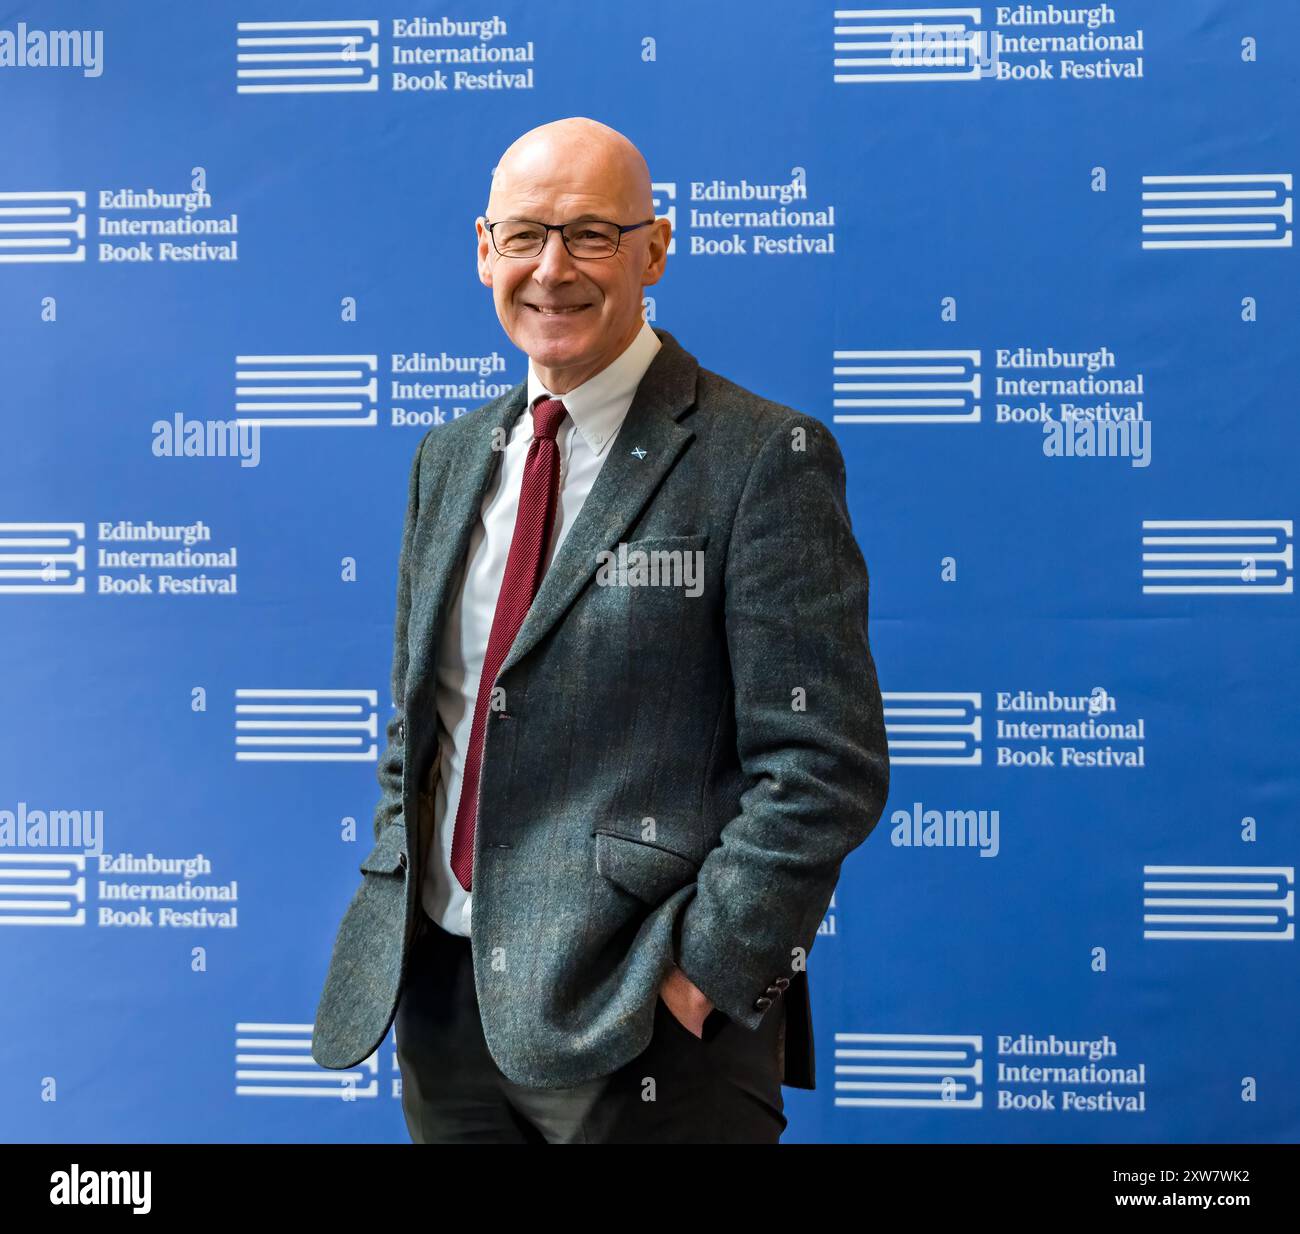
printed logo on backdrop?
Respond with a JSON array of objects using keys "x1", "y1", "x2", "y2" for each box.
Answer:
[
  {"x1": 234, "y1": 17, "x2": 536, "y2": 95},
  {"x1": 882, "y1": 689, "x2": 1148, "y2": 768},
  {"x1": 651, "y1": 173, "x2": 835, "y2": 257},
  {"x1": 235, "y1": 1025, "x2": 408, "y2": 1099},
  {"x1": 833, "y1": 1032, "x2": 1151, "y2": 1113},
  {"x1": 831, "y1": 4, "x2": 1148, "y2": 84},
  {"x1": 1141, "y1": 175, "x2": 1292, "y2": 250},
  {"x1": 234, "y1": 690, "x2": 379, "y2": 762},
  {"x1": 1141, "y1": 520, "x2": 1293, "y2": 595},
  {"x1": 237, "y1": 355, "x2": 379, "y2": 428},
  {"x1": 0, "y1": 804, "x2": 237, "y2": 929},
  {"x1": 27, "y1": 350, "x2": 512, "y2": 471},
  {"x1": 0, "y1": 172, "x2": 236, "y2": 265},
  {"x1": 835, "y1": 1034, "x2": 983, "y2": 1107},
  {"x1": 0, "y1": 522, "x2": 238, "y2": 596},
  {"x1": 235, "y1": 1024, "x2": 381, "y2": 1097},
  {"x1": 235, "y1": 350, "x2": 511, "y2": 431},
  {"x1": 0, "y1": 192, "x2": 87, "y2": 262},
  {"x1": 1143, "y1": 865, "x2": 1294, "y2": 941},
  {"x1": 883, "y1": 692, "x2": 982, "y2": 764},
  {"x1": 831, "y1": 346, "x2": 1152, "y2": 467}
]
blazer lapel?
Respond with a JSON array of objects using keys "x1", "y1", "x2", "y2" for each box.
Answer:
[
  {"x1": 498, "y1": 328, "x2": 698, "y2": 680},
  {"x1": 405, "y1": 327, "x2": 699, "y2": 703},
  {"x1": 404, "y1": 386, "x2": 526, "y2": 707}
]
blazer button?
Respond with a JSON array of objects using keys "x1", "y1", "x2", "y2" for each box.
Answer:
[
  {"x1": 754, "y1": 995, "x2": 774, "y2": 1012},
  {"x1": 765, "y1": 984, "x2": 781, "y2": 998},
  {"x1": 397, "y1": 721, "x2": 405, "y2": 740},
  {"x1": 398, "y1": 852, "x2": 408, "y2": 870},
  {"x1": 774, "y1": 977, "x2": 790, "y2": 991}
]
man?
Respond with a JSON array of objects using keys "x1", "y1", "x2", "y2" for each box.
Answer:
[{"x1": 311, "y1": 117, "x2": 890, "y2": 1143}]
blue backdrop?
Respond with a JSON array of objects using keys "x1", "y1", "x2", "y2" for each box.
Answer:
[{"x1": 2, "y1": 0, "x2": 1296, "y2": 1143}]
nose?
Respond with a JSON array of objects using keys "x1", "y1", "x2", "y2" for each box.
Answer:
[{"x1": 531, "y1": 227, "x2": 579, "y2": 284}]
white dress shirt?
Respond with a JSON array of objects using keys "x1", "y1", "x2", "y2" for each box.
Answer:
[{"x1": 420, "y1": 318, "x2": 663, "y2": 935}]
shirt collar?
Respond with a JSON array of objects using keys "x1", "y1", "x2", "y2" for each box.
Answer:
[{"x1": 525, "y1": 319, "x2": 662, "y2": 456}]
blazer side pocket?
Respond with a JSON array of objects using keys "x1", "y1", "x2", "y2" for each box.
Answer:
[{"x1": 592, "y1": 828, "x2": 699, "y2": 907}]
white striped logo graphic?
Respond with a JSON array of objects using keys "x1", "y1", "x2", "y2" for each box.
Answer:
[
  {"x1": 833, "y1": 350, "x2": 981, "y2": 423},
  {"x1": 235, "y1": 20, "x2": 379, "y2": 93},
  {"x1": 1143, "y1": 866, "x2": 1294, "y2": 941},
  {"x1": 234, "y1": 1023, "x2": 380, "y2": 1096},
  {"x1": 833, "y1": 7, "x2": 985, "y2": 83},
  {"x1": 0, "y1": 191, "x2": 86, "y2": 262},
  {"x1": 883, "y1": 692, "x2": 982, "y2": 765},
  {"x1": 835, "y1": 1033, "x2": 984, "y2": 1107},
  {"x1": 0, "y1": 853, "x2": 87, "y2": 926},
  {"x1": 234, "y1": 689, "x2": 379, "y2": 761},
  {"x1": 1141, "y1": 174, "x2": 1292, "y2": 249},
  {"x1": 0, "y1": 523, "x2": 86, "y2": 594},
  {"x1": 235, "y1": 355, "x2": 378, "y2": 428},
  {"x1": 1141, "y1": 520, "x2": 1293, "y2": 595}
]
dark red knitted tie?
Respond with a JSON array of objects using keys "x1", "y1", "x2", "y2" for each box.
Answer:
[{"x1": 450, "y1": 395, "x2": 567, "y2": 890}]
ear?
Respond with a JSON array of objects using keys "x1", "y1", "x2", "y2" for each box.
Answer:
[
  {"x1": 640, "y1": 217, "x2": 671, "y2": 288},
  {"x1": 476, "y1": 217, "x2": 493, "y2": 288}
]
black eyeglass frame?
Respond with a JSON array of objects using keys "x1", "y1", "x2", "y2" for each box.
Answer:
[{"x1": 484, "y1": 216, "x2": 657, "y2": 260}]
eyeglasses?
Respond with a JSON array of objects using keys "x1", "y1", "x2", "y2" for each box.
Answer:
[{"x1": 484, "y1": 216, "x2": 655, "y2": 260}]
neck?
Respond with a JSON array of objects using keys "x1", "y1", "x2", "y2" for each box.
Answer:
[{"x1": 533, "y1": 319, "x2": 643, "y2": 394}]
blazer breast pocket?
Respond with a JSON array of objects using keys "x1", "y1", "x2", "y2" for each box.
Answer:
[{"x1": 594, "y1": 533, "x2": 711, "y2": 654}]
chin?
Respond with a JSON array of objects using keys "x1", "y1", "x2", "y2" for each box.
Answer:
[{"x1": 517, "y1": 323, "x2": 593, "y2": 362}]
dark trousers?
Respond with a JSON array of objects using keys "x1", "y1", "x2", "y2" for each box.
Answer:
[{"x1": 394, "y1": 910, "x2": 788, "y2": 1143}]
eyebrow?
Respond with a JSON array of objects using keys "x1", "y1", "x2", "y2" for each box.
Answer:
[{"x1": 503, "y1": 212, "x2": 611, "y2": 223}]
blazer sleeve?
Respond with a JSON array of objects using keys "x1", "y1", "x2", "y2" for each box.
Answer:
[
  {"x1": 674, "y1": 414, "x2": 890, "y2": 1030},
  {"x1": 372, "y1": 433, "x2": 427, "y2": 843}
]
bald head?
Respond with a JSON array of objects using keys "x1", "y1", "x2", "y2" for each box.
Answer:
[{"x1": 486, "y1": 117, "x2": 653, "y2": 221}]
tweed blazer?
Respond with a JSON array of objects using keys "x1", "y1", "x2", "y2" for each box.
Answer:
[{"x1": 311, "y1": 326, "x2": 890, "y2": 1089}]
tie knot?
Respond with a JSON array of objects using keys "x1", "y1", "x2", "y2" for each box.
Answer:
[{"x1": 531, "y1": 396, "x2": 568, "y2": 442}]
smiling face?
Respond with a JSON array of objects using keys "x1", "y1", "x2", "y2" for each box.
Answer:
[{"x1": 476, "y1": 119, "x2": 671, "y2": 394}]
